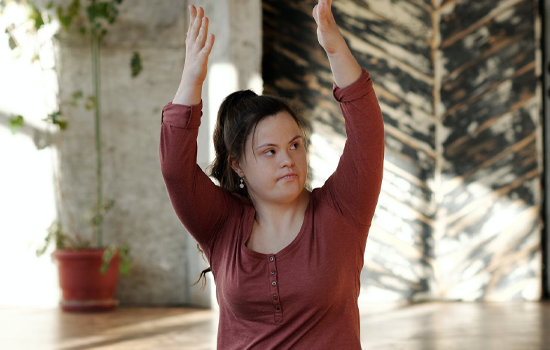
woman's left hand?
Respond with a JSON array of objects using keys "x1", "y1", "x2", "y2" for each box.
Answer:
[{"x1": 312, "y1": 0, "x2": 346, "y2": 55}]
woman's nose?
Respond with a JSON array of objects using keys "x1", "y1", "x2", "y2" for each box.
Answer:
[{"x1": 280, "y1": 151, "x2": 295, "y2": 166}]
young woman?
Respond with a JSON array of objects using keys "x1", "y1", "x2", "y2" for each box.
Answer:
[{"x1": 159, "y1": 0, "x2": 385, "y2": 348}]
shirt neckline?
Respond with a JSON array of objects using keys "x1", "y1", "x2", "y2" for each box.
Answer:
[{"x1": 242, "y1": 190, "x2": 314, "y2": 260}]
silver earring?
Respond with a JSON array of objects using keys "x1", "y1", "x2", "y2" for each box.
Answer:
[{"x1": 239, "y1": 177, "x2": 245, "y2": 189}]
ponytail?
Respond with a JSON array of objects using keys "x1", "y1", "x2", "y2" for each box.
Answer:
[{"x1": 209, "y1": 90, "x2": 258, "y2": 199}]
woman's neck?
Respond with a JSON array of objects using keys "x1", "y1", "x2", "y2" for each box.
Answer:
[{"x1": 252, "y1": 188, "x2": 311, "y2": 233}]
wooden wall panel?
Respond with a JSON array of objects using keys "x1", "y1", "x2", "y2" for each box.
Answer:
[
  {"x1": 262, "y1": 0, "x2": 542, "y2": 301},
  {"x1": 439, "y1": 0, "x2": 542, "y2": 301}
]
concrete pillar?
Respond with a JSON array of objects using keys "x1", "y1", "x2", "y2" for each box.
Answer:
[{"x1": 52, "y1": 0, "x2": 261, "y2": 308}]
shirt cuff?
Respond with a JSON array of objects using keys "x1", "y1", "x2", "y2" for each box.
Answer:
[
  {"x1": 161, "y1": 100, "x2": 203, "y2": 129},
  {"x1": 332, "y1": 67, "x2": 373, "y2": 103}
]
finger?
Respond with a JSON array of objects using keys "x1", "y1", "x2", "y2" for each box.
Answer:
[
  {"x1": 187, "y1": 4, "x2": 196, "y2": 34},
  {"x1": 190, "y1": 6, "x2": 204, "y2": 41},
  {"x1": 200, "y1": 33, "x2": 215, "y2": 57},
  {"x1": 312, "y1": 4, "x2": 318, "y2": 23},
  {"x1": 318, "y1": 2, "x2": 327, "y2": 26},
  {"x1": 197, "y1": 16, "x2": 209, "y2": 48},
  {"x1": 316, "y1": 4, "x2": 323, "y2": 25}
]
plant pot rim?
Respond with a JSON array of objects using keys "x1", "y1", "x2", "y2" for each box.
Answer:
[{"x1": 51, "y1": 249, "x2": 119, "y2": 259}]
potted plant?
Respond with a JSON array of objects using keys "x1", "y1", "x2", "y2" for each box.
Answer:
[{"x1": 3, "y1": 0, "x2": 141, "y2": 312}]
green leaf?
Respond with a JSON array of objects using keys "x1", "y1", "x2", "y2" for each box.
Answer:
[
  {"x1": 100, "y1": 244, "x2": 117, "y2": 274},
  {"x1": 91, "y1": 213, "x2": 102, "y2": 226},
  {"x1": 54, "y1": 222, "x2": 66, "y2": 250},
  {"x1": 100, "y1": 244, "x2": 132, "y2": 276},
  {"x1": 43, "y1": 110, "x2": 68, "y2": 130},
  {"x1": 9, "y1": 115, "x2": 24, "y2": 134},
  {"x1": 86, "y1": 3, "x2": 97, "y2": 23},
  {"x1": 118, "y1": 243, "x2": 132, "y2": 276},
  {"x1": 130, "y1": 52, "x2": 142, "y2": 77},
  {"x1": 85, "y1": 95, "x2": 97, "y2": 110},
  {"x1": 57, "y1": 0, "x2": 81, "y2": 31},
  {"x1": 100, "y1": 198, "x2": 115, "y2": 213},
  {"x1": 68, "y1": 0, "x2": 80, "y2": 17},
  {"x1": 72, "y1": 90, "x2": 83, "y2": 99},
  {"x1": 47, "y1": 110, "x2": 61, "y2": 121},
  {"x1": 100, "y1": 258, "x2": 110, "y2": 274},
  {"x1": 36, "y1": 221, "x2": 66, "y2": 257},
  {"x1": 119, "y1": 256, "x2": 132, "y2": 275},
  {"x1": 27, "y1": 2, "x2": 45, "y2": 31},
  {"x1": 8, "y1": 36, "x2": 16, "y2": 50},
  {"x1": 98, "y1": 28, "x2": 107, "y2": 41},
  {"x1": 46, "y1": 1, "x2": 54, "y2": 10},
  {"x1": 107, "y1": 2, "x2": 118, "y2": 23},
  {"x1": 57, "y1": 6, "x2": 72, "y2": 30},
  {"x1": 110, "y1": 1, "x2": 119, "y2": 15},
  {"x1": 35, "y1": 231, "x2": 52, "y2": 257},
  {"x1": 96, "y1": 2, "x2": 110, "y2": 20},
  {"x1": 57, "y1": 120, "x2": 68, "y2": 130}
]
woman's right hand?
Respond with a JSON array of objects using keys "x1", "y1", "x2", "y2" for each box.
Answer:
[{"x1": 182, "y1": 5, "x2": 215, "y2": 86}]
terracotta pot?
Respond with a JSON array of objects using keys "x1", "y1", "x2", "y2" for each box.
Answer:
[{"x1": 51, "y1": 249, "x2": 120, "y2": 312}]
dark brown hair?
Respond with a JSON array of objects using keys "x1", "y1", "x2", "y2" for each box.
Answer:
[{"x1": 191, "y1": 89, "x2": 311, "y2": 291}]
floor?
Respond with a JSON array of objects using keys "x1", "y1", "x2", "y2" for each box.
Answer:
[{"x1": 1, "y1": 301, "x2": 549, "y2": 350}]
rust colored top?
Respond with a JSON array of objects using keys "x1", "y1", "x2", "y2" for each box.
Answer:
[{"x1": 159, "y1": 67, "x2": 385, "y2": 350}]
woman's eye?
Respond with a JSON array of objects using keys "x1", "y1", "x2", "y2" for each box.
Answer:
[{"x1": 264, "y1": 143, "x2": 299, "y2": 155}]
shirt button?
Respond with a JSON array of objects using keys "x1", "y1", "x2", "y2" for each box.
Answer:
[
  {"x1": 271, "y1": 269, "x2": 276, "y2": 275},
  {"x1": 271, "y1": 281, "x2": 277, "y2": 286},
  {"x1": 269, "y1": 257, "x2": 274, "y2": 262},
  {"x1": 273, "y1": 294, "x2": 278, "y2": 300},
  {"x1": 275, "y1": 305, "x2": 280, "y2": 310}
]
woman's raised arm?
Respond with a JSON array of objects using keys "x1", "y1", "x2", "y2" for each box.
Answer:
[
  {"x1": 160, "y1": 5, "x2": 239, "y2": 261},
  {"x1": 313, "y1": 0, "x2": 385, "y2": 228}
]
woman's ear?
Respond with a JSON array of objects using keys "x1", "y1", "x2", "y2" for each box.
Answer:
[{"x1": 229, "y1": 156, "x2": 244, "y2": 178}]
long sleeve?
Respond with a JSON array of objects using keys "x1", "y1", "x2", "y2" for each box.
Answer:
[
  {"x1": 317, "y1": 67, "x2": 385, "y2": 228},
  {"x1": 159, "y1": 100, "x2": 242, "y2": 260}
]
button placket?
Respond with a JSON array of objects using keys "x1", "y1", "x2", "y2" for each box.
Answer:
[{"x1": 268, "y1": 255, "x2": 282, "y2": 322}]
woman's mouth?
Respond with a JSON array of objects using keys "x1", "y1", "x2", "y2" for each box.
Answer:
[{"x1": 280, "y1": 174, "x2": 297, "y2": 181}]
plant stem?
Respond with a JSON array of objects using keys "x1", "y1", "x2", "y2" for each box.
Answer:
[{"x1": 91, "y1": 25, "x2": 103, "y2": 248}]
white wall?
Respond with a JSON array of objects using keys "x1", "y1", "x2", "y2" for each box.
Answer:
[{"x1": 0, "y1": 1, "x2": 61, "y2": 307}]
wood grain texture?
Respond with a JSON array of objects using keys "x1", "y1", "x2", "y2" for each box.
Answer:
[
  {"x1": 262, "y1": 0, "x2": 542, "y2": 301},
  {"x1": 3, "y1": 303, "x2": 550, "y2": 349},
  {"x1": 438, "y1": 0, "x2": 541, "y2": 301}
]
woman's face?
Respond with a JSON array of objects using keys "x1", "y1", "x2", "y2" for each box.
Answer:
[{"x1": 231, "y1": 111, "x2": 308, "y2": 205}]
